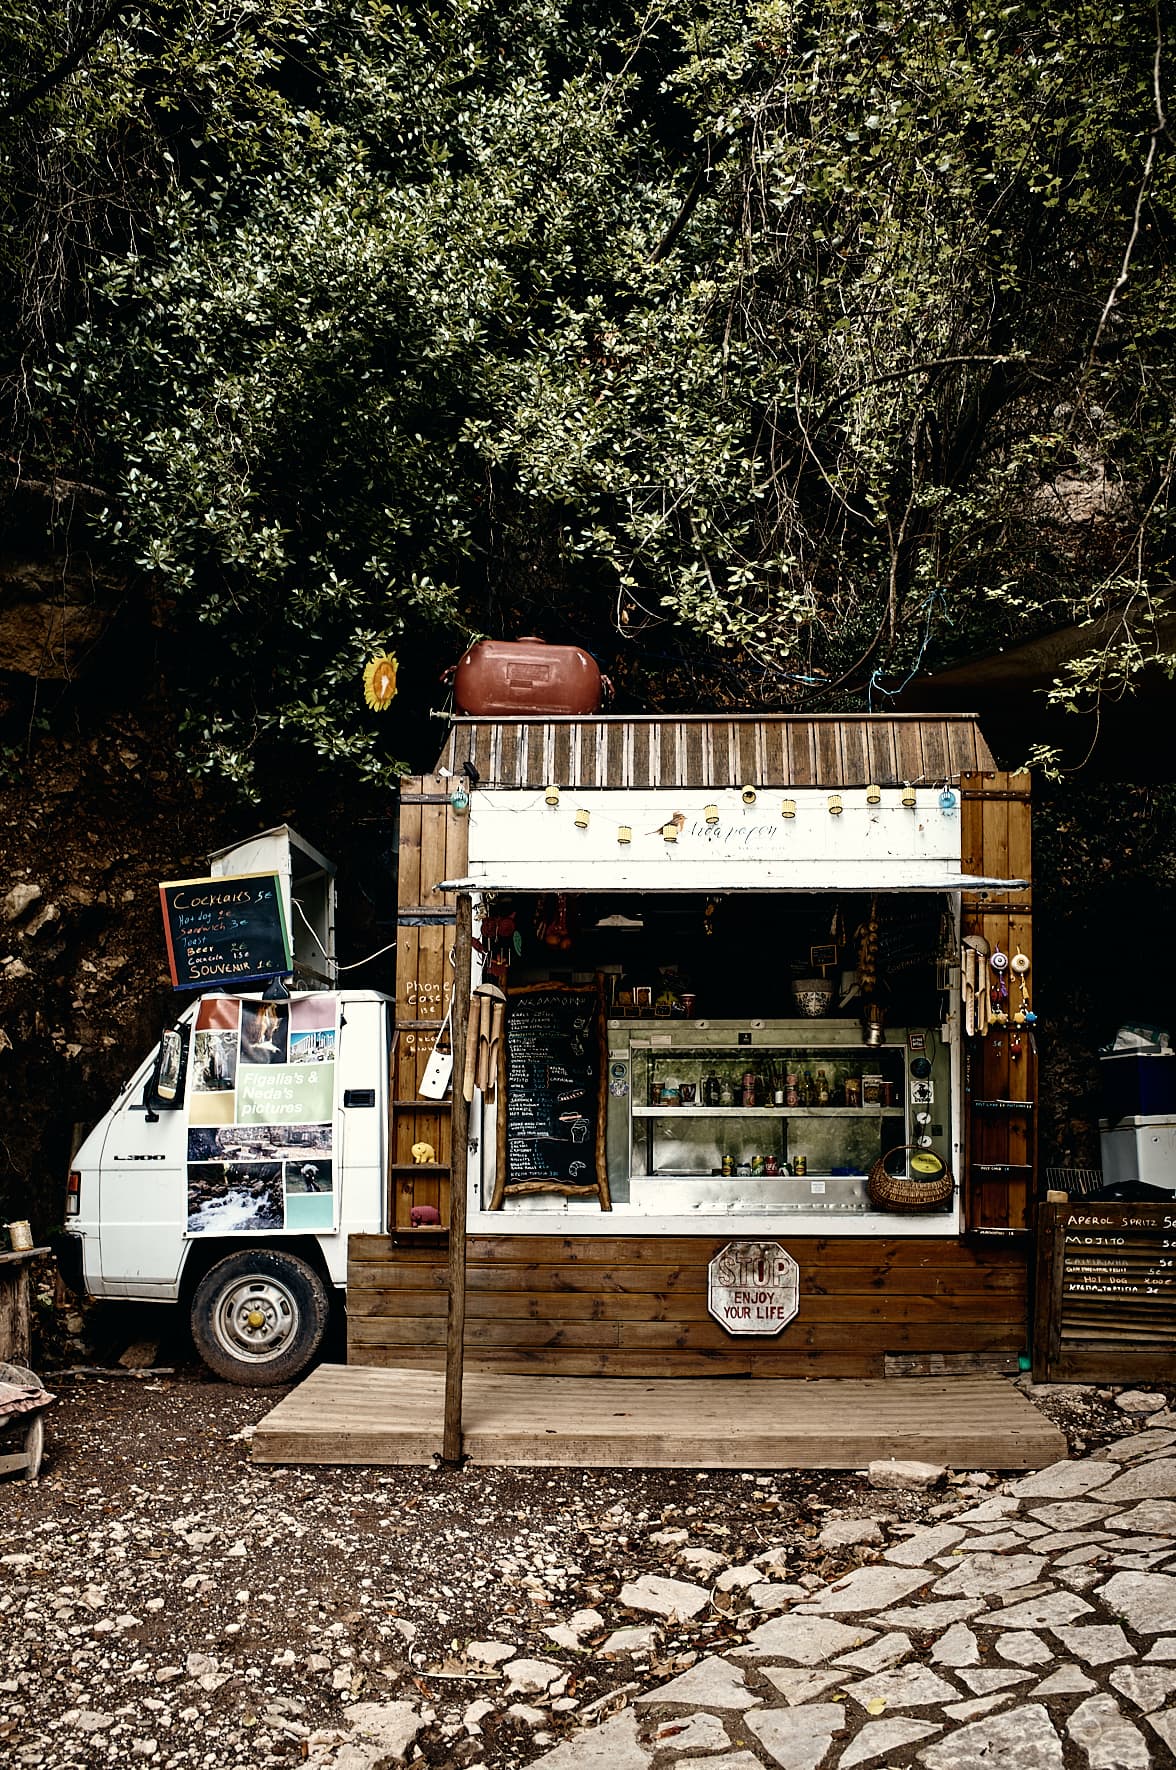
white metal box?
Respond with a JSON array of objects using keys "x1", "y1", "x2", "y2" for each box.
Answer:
[{"x1": 1098, "y1": 1115, "x2": 1176, "y2": 1192}]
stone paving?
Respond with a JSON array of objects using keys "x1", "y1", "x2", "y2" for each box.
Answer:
[{"x1": 527, "y1": 1428, "x2": 1176, "y2": 1770}]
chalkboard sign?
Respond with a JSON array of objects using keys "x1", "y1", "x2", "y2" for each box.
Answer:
[
  {"x1": 1034, "y1": 1200, "x2": 1176, "y2": 1383},
  {"x1": 159, "y1": 872, "x2": 292, "y2": 991},
  {"x1": 491, "y1": 982, "x2": 610, "y2": 1209}
]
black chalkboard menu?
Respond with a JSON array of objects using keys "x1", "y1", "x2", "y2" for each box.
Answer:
[
  {"x1": 159, "y1": 872, "x2": 292, "y2": 990},
  {"x1": 1034, "y1": 1200, "x2": 1176, "y2": 1383},
  {"x1": 491, "y1": 982, "x2": 610, "y2": 1208}
]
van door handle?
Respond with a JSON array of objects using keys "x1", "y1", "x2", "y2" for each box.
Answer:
[{"x1": 343, "y1": 1089, "x2": 375, "y2": 1108}]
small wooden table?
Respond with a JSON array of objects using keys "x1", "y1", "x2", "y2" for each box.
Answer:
[{"x1": 0, "y1": 1247, "x2": 48, "y2": 1366}]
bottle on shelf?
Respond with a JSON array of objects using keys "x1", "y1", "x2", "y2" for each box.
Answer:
[
  {"x1": 816, "y1": 1067, "x2": 830, "y2": 1105},
  {"x1": 785, "y1": 1070, "x2": 799, "y2": 1107},
  {"x1": 704, "y1": 1071, "x2": 722, "y2": 1107}
]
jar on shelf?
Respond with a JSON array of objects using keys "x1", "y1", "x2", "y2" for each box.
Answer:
[
  {"x1": 719, "y1": 1078, "x2": 736, "y2": 1107},
  {"x1": 741, "y1": 1070, "x2": 757, "y2": 1108},
  {"x1": 785, "y1": 1071, "x2": 799, "y2": 1106},
  {"x1": 844, "y1": 1073, "x2": 862, "y2": 1108}
]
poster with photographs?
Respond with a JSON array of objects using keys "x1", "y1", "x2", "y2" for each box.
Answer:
[{"x1": 186, "y1": 994, "x2": 337, "y2": 1234}]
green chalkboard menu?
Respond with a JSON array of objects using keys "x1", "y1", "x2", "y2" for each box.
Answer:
[
  {"x1": 1034, "y1": 1200, "x2": 1176, "y2": 1383},
  {"x1": 492, "y1": 982, "x2": 610, "y2": 1208},
  {"x1": 159, "y1": 872, "x2": 292, "y2": 990}
]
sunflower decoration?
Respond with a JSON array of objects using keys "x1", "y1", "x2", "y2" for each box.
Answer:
[{"x1": 362, "y1": 652, "x2": 399, "y2": 711}]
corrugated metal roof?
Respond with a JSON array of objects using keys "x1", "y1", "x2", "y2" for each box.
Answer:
[{"x1": 435, "y1": 715, "x2": 995, "y2": 790}]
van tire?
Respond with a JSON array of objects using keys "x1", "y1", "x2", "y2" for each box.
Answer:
[{"x1": 190, "y1": 1250, "x2": 330, "y2": 1385}]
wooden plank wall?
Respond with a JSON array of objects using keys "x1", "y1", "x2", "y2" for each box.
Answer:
[
  {"x1": 348, "y1": 1233, "x2": 1029, "y2": 1378},
  {"x1": 960, "y1": 771, "x2": 1035, "y2": 1235},
  {"x1": 390, "y1": 776, "x2": 468, "y2": 1230}
]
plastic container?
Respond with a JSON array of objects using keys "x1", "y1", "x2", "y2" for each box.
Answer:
[
  {"x1": 452, "y1": 638, "x2": 605, "y2": 715},
  {"x1": 1100, "y1": 1053, "x2": 1176, "y2": 1121}
]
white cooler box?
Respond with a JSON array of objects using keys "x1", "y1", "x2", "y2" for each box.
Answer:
[{"x1": 1098, "y1": 1115, "x2": 1176, "y2": 1191}]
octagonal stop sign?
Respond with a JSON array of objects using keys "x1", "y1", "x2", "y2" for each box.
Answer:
[{"x1": 707, "y1": 1240, "x2": 799, "y2": 1336}]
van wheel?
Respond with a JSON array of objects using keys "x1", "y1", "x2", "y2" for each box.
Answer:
[{"x1": 190, "y1": 1250, "x2": 330, "y2": 1385}]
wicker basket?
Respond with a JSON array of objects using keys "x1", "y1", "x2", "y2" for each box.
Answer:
[{"x1": 867, "y1": 1145, "x2": 955, "y2": 1213}]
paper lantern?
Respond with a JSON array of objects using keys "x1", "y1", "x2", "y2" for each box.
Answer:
[{"x1": 545, "y1": 784, "x2": 560, "y2": 807}]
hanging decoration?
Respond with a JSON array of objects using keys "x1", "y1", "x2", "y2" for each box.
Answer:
[
  {"x1": 362, "y1": 652, "x2": 399, "y2": 710},
  {"x1": 449, "y1": 783, "x2": 470, "y2": 816},
  {"x1": 545, "y1": 783, "x2": 560, "y2": 807}
]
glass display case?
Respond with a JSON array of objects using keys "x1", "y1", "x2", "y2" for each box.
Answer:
[{"x1": 606, "y1": 1019, "x2": 952, "y2": 1215}]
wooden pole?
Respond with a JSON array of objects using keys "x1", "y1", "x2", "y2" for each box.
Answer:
[{"x1": 442, "y1": 892, "x2": 473, "y2": 1463}]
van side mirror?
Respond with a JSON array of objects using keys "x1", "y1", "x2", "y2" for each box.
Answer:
[{"x1": 145, "y1": 1026, "x2": 187, "y2": 1119}]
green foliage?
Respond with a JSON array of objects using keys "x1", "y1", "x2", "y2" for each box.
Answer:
[{"x1": 5, "y1": 0, "x2": 1173, "y2": 781}]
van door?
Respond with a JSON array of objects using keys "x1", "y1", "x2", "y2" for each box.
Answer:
[{"x1": 98, "y1": 1043, "x2": 189, "y2": 1298}]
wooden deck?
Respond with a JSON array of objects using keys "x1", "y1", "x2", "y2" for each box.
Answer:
[{"x1": 251, "y1": 1365, "x2": 1066, "y2": 1469}]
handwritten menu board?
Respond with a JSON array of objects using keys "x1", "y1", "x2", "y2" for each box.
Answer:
[
  {"x1": 493, "y1": 983, "x2": 610, "y2": 1206},
  {"x1": 1035, "y1": 1201, "x2": 1176, "y2": 1382},
  {"x1": 159, "y1": 872, "x2": 292, "y2": 990}
]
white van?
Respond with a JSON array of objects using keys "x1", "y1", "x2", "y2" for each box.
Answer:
[{"x1": 55, "y1": 989, "x2": 391, "y2": 1384}]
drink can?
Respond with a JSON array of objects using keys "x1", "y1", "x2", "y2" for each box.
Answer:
[
  {"x1": 793, "y1": 1155, "x2": 807, "y2": 1177},
  {"x1": 7, "y1": 1219, "x2": 33, "y2": 1251},
  {"x1": 721, "y1": 1154, "x2": 734, "y2": 1176},
  {"x1": 751, "y1": 1155, "x2": 765, "y2": 1176}
]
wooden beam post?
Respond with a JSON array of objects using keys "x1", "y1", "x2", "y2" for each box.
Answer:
[{"x1": 442, "y1": 892, "x2": 473, "y2": 1463}]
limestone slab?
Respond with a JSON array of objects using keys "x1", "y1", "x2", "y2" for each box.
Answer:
[
  {"x1": 835, "y1": 1632, "x2": 913, "y2": 1674},
  {"x1": 1098, "y1": 1571, "x2": 1176, "y2": 1633},
  {"x1": 1096, "y1": 1463, "x2": 1176, "y2": 1503},
  {"x1": 979, "y1": 1591, "x2": 1092, "y2": 1630},
  {"x1": 620, "y1": 1574, "x2": 709, "y2": 1620},
  {"x1": 1147, "y1": 1710, "x2": 1176, "y2": 1757},
  {"x1": 762, "y1": 1667, "x2": 849, "y2": 1707},
  {"x1": 744, "y1": 1703, "x2": 845, "y2": 1770},
  {"x1": 847, "y1": 1664, "x2": 959, "y2": 1709},
  {"x1": 1095, "y1": 1427, "x2": 1176, "y2": 1459},
  {"x1": 932, "y1": 1624, "x2": 980, "y2": 1668},
  {"x1": 839, "y1": 1717, "x2": 942, "y2": 1767},
  {"x1": 883, "y1": 1526, "x2": 968, "y2": 1566},
  {"x1": 734, "y1": 1614, "x2": 875, "y2": 1664},
  {"x1": 635, "y1": 1655, "x2": 760, "y2": 1711},
  {"x1": 649, "y1": 1710, "x2": 729, "y2": 1752},
  {"x1": 1143, "y1": 1636, "x2": 1176, "y2": 1660},
  {"x1": 940, "y1": 1693, "x2": 1016, "y2": 1722},
  {"x1": 1008, "y1": 1462, "x2": 1119, "y2": 1501},
  {"x1": 957, "y1": 1668, "x2": 1033, "y2": 1695},
  {"x1": 1052, "y1": 1624, "x2": 1134, "y2": 1665},
  {"x1": 795, "y1": 1565, "x2": 931, "y2": 1615},
  {"x1": 1108, "y1": 1663, "x2": 1176, "y2": 1713},
  {"x1": 1109, "y1": 1501, "x2": 1176, "y2": 1535},
  {"x1": 1065, "y1": 1694, "x2": 1151, "y2": 1770},
  {"x1": 1032, "y1": 1665, "x2": 1096, "y2": 1696},
  {"x1": 881, "y1": 1599, "x2": 988, "y2": 1630},
  {"x1": 932, "y1": 1553, "x2": 1047, "y2": 1598},
  {"x1": 918, "y1": 1703, "x2": 1063, "y2": 1769},
  {"x1": 531, "y1": 1711, "x2": 652, "y2": 1769},
  {"x1": 1028, "y1": 1501, "x2": 1123, "y2": 1530},
  {"x1": 993, "y1": 1631, "x2": 1051, "y2": 1666},
  {"x1": 601, "y1": 1626, "x2": 658, "y2": 1655}
]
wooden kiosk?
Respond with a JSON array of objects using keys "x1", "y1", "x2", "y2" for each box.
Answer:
[{"x1": 348, "y1": 714, "x2": 1041, "y2": 1438}]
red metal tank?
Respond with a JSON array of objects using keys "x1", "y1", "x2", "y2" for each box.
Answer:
[{"x1": 452, "y1": 637, "x2": 605, "y2": 715}]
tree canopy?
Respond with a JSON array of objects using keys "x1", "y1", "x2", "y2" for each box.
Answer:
[{"x1": 4, "y1": 0, "x2": 1172, "y2": 782}]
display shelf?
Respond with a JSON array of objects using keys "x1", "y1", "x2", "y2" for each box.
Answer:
[{"x1": 632, "y1": 1105, "x2": 906, "y2": 1118}]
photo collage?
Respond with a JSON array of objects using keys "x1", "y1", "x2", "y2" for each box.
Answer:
[{"x1": 186, "y1": 994, "x2": 338, "y2": 1234}]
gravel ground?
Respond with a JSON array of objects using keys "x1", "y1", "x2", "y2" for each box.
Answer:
[{"x1": 0, "y1": 1340, "x2": 1160, "y2": 1770}]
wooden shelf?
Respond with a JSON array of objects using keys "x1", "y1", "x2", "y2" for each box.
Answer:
[
  {"x1": 632, "y1": 1106, "x2": 905, "y2": 1119},
  {"x1": 390, "y1": 1163, "x2": 450, "y2": 1175},
  {"x1": 392, "y1": 1099, "x2": 451, "y2": 1110}
]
